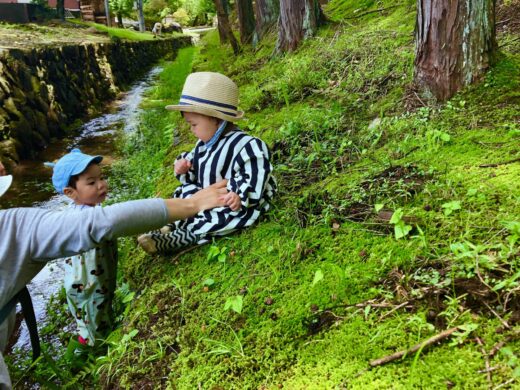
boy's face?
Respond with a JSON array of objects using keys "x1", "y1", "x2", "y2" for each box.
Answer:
[
  {"x1": 64, "y1": 163, "x2": 108, "y2": 206},
  {"x1": 183, "y1": 112, "x2": 219, "y2": 142}
]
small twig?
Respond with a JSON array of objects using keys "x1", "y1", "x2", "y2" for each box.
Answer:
[
  {"x1": 496, "y1": 18, "x2": 512, "y2": 26},
  {"x1": 369, "y1": 327, "x2": 460, "y2": 367},
  {"x1": 171, "y1": 243, "x2": 208, "y2": 262},
  {"x1": 478, "y1": 366, "x2": 499, "y2": 374},
  {"x1": 482, "y1": 301, "x2": 510, "y2": 330},
  {"x1": 377, "y1": 301, "x2": 411, "y2": 322},
  {"x1": 489, "y1": 328, "x2": 520, "y2": 358},
  {"x1": 492, "y1": 378, "x2": 516, "y2": 390},
  {"x1": 476, "y1": 337, "x2": 493, "y2": 388},
  {"x1": 499, "y1": 36, "x2": 520, "y2": 49},
  {"x1": 345, "y1": 5, "x2": 400, "y2": 19},
  {"x1": 413, "y1": 91, "x2": 427, "y2": 107},
  {"x1": 479, "y1": 157, "x2": 520, "y2": 168}
]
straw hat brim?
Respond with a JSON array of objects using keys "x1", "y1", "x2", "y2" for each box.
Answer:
[
  {"x1": 0, "y1": 175, "x2": 13, "y2": 198},
  {"x1": 165, "y1": 104, "x2": 244, "y2": 122}
]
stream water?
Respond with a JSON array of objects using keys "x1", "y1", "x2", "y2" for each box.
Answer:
[{"x1": 1, "y1": 66, "x2": 162, "y2": 351}]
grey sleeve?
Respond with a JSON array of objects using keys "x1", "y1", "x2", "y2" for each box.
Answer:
[{"x1": 29, "y1": 198, "x2": 168, "y2": 260}]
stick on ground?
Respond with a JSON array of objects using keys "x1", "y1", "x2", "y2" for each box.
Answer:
[{"x1": 369, "y1": 327, "x2": 460, "y2": 367}]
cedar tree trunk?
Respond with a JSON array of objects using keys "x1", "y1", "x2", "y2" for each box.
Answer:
[
  {"x1": 214, "y1": 0, "x2": 241, "y2": 54},
  {"x1": 414, "y1": 0, "x2": 497, "y2": 101},
  {"x1": 255, "y1": 0, "x2": 279, "y2": 38},
  {"x1": 56, "y1": 0, "x2": 65, "y2": 20},
  {"x1": 276, "y1": 0, "x2": 324, "y2": 53},
  {"x1": 236, "y1": 0, "x2": 257, "y2": 45}
]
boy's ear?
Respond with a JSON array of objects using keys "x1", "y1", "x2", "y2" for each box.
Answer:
[{"x1": 63, "y1": 187, "x2": 77, "y2": 200}]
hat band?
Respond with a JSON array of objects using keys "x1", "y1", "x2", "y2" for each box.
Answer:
[
  {"x1": 179, "y1": 102, "x2": 237, "y2": 117},
  {"x1": 180, "y1": 94, "x2": 237, "y2": 111}
]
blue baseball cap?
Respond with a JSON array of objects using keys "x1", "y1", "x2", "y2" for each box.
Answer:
[{"x1": 52, "y1": 148, "x2": 103, "y2": 194}]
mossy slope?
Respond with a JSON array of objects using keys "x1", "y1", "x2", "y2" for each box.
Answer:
[{"x1": 39, "y1": 0, "x2": 520, "y2": 388}]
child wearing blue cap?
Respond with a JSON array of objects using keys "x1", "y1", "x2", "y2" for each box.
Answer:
[{"x1": 52, "y1": 149, "x2": 115, "y2": 346}]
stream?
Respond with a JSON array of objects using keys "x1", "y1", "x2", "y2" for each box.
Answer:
[{"x1": 1, "y1": 66, "x2": 162, "y2": 351}]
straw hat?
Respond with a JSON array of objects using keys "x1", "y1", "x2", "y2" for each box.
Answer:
[{"x1": 166, "y1": 72, "x2": 244, "y2": 122}]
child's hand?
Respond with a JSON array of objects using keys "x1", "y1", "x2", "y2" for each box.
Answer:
[
  {"x1": 175, "y1": 158, "x2": 192, "y2": 175},
  {"x1": 223, "y1": 191, "x2": 242, "y2": 211}
]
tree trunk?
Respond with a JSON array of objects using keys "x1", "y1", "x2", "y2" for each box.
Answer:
[
  {"x1": 137, "y1": 0, "x2": 145, "y2": 32},
  {"x1": 104, "y1": 0, "x2": 112, "y2": 27},
  {"x1": 255, "y1": 0, "x2": 279, "y2": 39},
  {"x1": 117, "y1": 12, "x2": 123, "y2": 28},
  {"x1": 214, "y1": 0, "x2": 241, "y2": 54},
  {"x1": 276, "y1": 0, "x2": 324, "y2": 53},
  {"x1": 56, "y1": 0, "x2": 65, "y2": 21},
  {"x1": 236, "y1": 0, "x2": 257, "y2": 45},
  {"x1": 414, "y1": 0, "x2": 496, "y2": 101}
]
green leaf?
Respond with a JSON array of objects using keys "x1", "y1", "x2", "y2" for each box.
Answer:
[
  {"x1": 203, "y1": 278, "x2": 215, "y2": 287},
  {"x1": 312, "y1": 269, "x2": 324, "y2": 286},
  {"x1": 439, "y1": 132, "x2": 451, "y2": 142},
  {"x1": 389, "y1": 208, "x2": 404, "y2": 224},
  {"x1": 442, "y1": 200, "x2": 461, "y2": 216},
  {"x1": 218, "y1": 253, "x2": 227, "y2": 263},
  {"x1": 207, "y1": 245, "x2": 220, "y2": 261},
  {"x1": 374, "y1": 203, "x2": 384, "y2": 212},
  {"x1": 394, "y1": 221, "x2": 412, "y2": 239},
  {"x1": 467, "y1": 188, "x2": 478, "y2": 196},
  {"x1": 224, "y1": 295, "x2": 243, "y2": 314},
  {"x1": 122, "y1": 291, "x2": 135, "y2": 304}
]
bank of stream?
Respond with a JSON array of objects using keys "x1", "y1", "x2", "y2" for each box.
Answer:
[{"x1": 3, "y1": 65, "x2": 162, "y2": 352}]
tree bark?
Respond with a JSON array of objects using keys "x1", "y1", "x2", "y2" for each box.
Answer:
[
  {"x1": 56, "y1": 0, "x2": 65, "y2": 21},
  {"x1": 414, "y1": 0, "x2": 497, "y2": 101},
  {"x1": 276, "y1": 0, "x2": 324, "y2": 53},
  {"x1": 236, "y1": 0, "x2": 257, "y2": 45},
  {"x1": 137, "y1": 0, "x2": 145, "y2": 32},
  {"x1": 117, "y1": 12, "x2": 123, "y2": 28},
  {"x1": 214, "y1": 0, "x2": 241, "y2": 54},
  {"x1": 255, "y1": 0, "x2": 279, "y2": 39}
]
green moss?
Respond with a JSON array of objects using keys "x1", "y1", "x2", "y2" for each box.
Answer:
[
  {"x1": 97, "y1": 4, "x2": 520, "y2": 386},
  {"x1": 11, "y1": 1, "x2": 520, "y2": 388}
]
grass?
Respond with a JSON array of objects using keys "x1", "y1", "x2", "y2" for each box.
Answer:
[
  {"x1": 7, "y1": 0, "x2": 520, "y2": 388},
  {"x1": 69, "y1": 19, "x2": 156, "y2": 41}
]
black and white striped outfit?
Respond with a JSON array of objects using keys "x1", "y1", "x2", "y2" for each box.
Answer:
[{"x1": 149, "y1": 128, "x2": 276, "y2": 253}]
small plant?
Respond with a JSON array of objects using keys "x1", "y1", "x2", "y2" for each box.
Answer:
[
  {"x1": 224, "y1": 295, "x2": 243, "y2": 314},
  {"x1": 207, "y1": 245, "x2": 228, "y2": 263},
  {"x1": 442, "y1": 200, "x2": 461, "y2": 216},
  {"x1": 312, "y1": 269, "x2": 324, "y2": 286},
  {"x1": 389, "y1": 208, "x2": 412, "y2": 239}
]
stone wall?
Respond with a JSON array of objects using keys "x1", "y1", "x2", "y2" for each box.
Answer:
[{"x1": 0, "y1": 36, "x2": 191, "y2": 167}]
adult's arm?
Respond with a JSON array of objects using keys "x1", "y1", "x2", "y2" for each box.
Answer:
[{"x1": 0, "y1": 180, "x2": 228, "y2": 261}]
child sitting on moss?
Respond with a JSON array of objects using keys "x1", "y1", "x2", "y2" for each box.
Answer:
[{"x1": 138, "y1": 72, "x2": 276, "y2": 254}]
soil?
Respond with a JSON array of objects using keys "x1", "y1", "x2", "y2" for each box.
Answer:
[{"x1": 0, "y1": 21, "x2": 110, "y2": 50}]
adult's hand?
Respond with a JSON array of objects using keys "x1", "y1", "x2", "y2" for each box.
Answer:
[
  {"x1": 164, "y1": 180, "x2": 228, "y2": 222},
  {"x1": 0, "y1": 162, "x2": 6, "y2": 176}
]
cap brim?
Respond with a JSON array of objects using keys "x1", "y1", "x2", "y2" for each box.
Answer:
[
  {"x1": 70, "y1": 155, "x2": 103, "y2": 176},
  {"x1": 165, "y1": 104, "x2": 244, "y2": 123},
  {"x1": 0, "y1": 175, "x2": 13, "y2": 198}
]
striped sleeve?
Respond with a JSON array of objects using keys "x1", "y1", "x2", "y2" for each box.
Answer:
[
  {"x1": 175, "y1": 150, "x2": 197, "y2": 185},
  {"x1": 227, "y1": 138, "x2": 273, "y2": 208}
]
